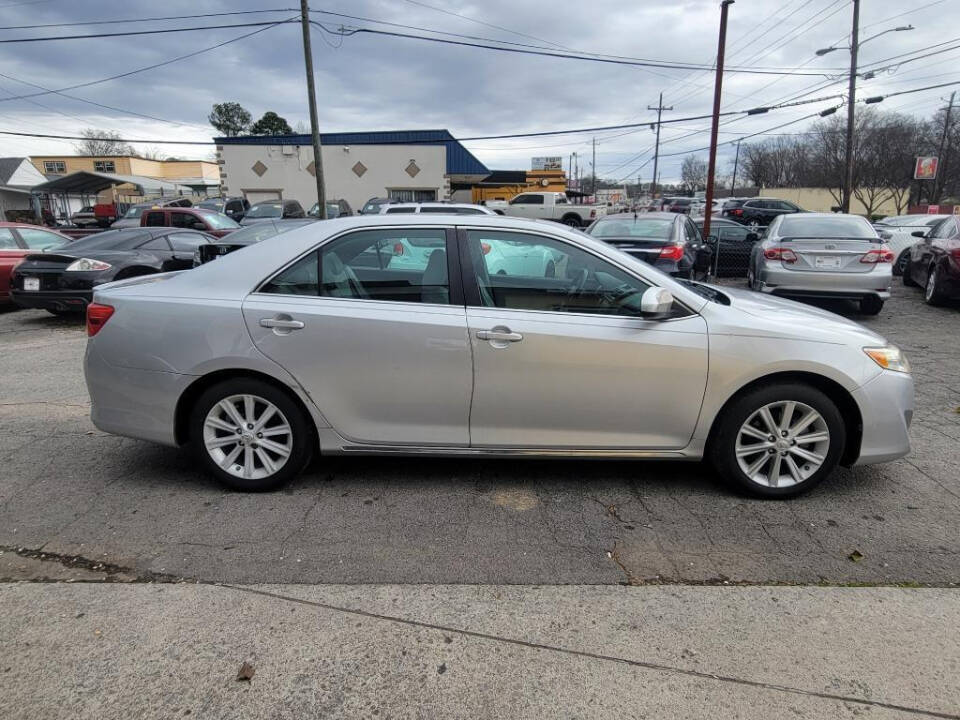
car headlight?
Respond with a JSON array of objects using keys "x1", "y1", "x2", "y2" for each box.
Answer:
[
  {"x1": 864, "y1": 345, "x2": 910, "y2": 373},
  {"x1": 65, "y1": 258, "x2": 112, "y2": 272}
]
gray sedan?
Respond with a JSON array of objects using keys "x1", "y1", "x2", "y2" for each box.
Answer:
[
  {"x1": 747, "y1": 213, "x2": 894, "y2": 315},
  {"x1": 84, "y1": 215, "x2": 913, "y2": 498}
]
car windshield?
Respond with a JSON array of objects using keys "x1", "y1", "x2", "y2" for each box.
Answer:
[
  {"x1": 779, "y1": 215, "x2": 877, "y2": 240},
  {"x1": 876, "y1": 215, "x2": 930, "y2": 227},
  {"x1": 199, "y1": 211, "x2": 240, "y2": 229},
  {"x1": 589, "y1": 217, "x2": 673, "y2": 239},
  {"x1": 362, "y1": 201, "x2": 383, "y2": 213},
  {"x1": 245, "y1": 203, "x2": 283, "y2": 219},
  {"x1": 197, "y1": 201, "x2": 222, "y2": 211},
  {"x1": 60, "y1": 230, "x2": 150, "y2": 252}
]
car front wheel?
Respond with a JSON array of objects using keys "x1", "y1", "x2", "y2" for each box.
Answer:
[
  {"x1": 924, "y1": 265, "x2": 948, "y2": 306},
  {"x1": 710, "y1": 383, "x2": 845, "y2": 498},
  {"x1": 189, "y1": 378, "x2": 313, "y2": 491}
]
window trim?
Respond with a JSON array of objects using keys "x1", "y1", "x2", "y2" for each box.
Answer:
[
  {"x1": 254, "y1": 225, "x2": 464, "y2": 307},
  {"x1": 455, "y1": 226, "x2": 696, "y2": 321},
  {"x1": 43, "y1": 160, "x2": 66, "y2": 174}
]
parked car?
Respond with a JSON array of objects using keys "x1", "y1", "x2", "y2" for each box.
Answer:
[
  {"x1": 0, "y1": 222, "x2": 72, "y2": 306},
  {"x1": 70, "y1": 206, "x2": 98, "y2": 228},
  {"x1": 694, "y1": 218, "x2": 759, "y2": 277},
  {"x1": 240, "y1": 200, "x2": 306, "y2": 226},
  {"x1": 667, "y1": 197, "x2": 694, "y2": 215},
  {"x1": 111, "y1": 198, "x2": 192, "y2": 229},
  {"x1": 197, "y1": 197, "x2": 250, "y2": 222},
  {"x1": 379, "y1": 202, "x2": 496, "y2": 216},
  {"x1": 359, "y1": 197, "x2": 398, "y2": 215},
  {"x1": 486, "y1": 191, "x2": 607, "y2": 227},
  {"x1": 141, "y1": 206, "x2": 239, "y2": 238},
  {"x1": 586, "y1": 212, "x2": 701, "y2": 277},
  {"x1": 727, "y1": 198, "x2": 804, "y2": 229},
  {"x1": 193, "y1": 219, "x2": 316, "y2": 266},
  {"x1": 747, "y1": 213, "x2": 893, "y2": 315},
  {"x1": 10, "y1": 227, "x2": 215, "y2": 314},
  {"x1": 901, "y1": 215, "x2": 960, "y2": 306},
  {"x1": 83, "y1": 214, "x2": 912, "y2": 498},
  {"x1": 308, "y1": 199, "x2": 353, "y2": 219},
  {"x1": 872, "y1": 214, "x2": 954, "y2": 275}
]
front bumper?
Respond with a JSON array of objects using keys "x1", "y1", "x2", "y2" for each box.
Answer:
[
  {"x1": 850, "y1": 370, "x2": 913, "y2": 465},
  {"x1": 759, "y1": 264, "x2": 892, "y2": 300},
  {"x1": 11, "y1": 289, "x2": 91, "y2": 312}
]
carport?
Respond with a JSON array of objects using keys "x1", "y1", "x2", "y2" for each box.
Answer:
[{"x1": 31, "y1": 170, "x2": 192, "y2": 223}]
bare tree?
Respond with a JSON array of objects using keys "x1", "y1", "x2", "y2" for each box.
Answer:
[
  {"x1": 680, "y1": 155, "x2": 708, "y2": 191},
  {"x1": 74, "y1": 128, "x2": 134, "y2": 156}
]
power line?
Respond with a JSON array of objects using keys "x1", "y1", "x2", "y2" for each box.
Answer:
[
  {"x1": 0, "y1": 19, "x2": 297, "y2": 43},
  {"x1": 0, "y1": 9, "x2": 296, "y2": 31}
]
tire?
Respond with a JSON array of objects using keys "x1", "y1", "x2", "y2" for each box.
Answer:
[
  {"x1": 189, "y1": 378, "x2": 313, "y2": 491},
  {"x1": 709, "y1": 382, "x2": 845, "y2": 499},
  {"x1": 561, "y1": 215, "x2": 581, "y2": 228},
  {"x1": 859, "y1": 296, "x2": 883, "y2": 315},
  {"x1": 924, "y1": 265, "x2": 948, "y2": 306},
  {"x1": 893, "y1": 250, "x2": 909, "y2": 277},
  {"x1": 902, "y1": 256, "x2": 919, "y2": 287}
]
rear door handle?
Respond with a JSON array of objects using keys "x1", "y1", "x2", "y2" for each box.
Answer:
[{"x1": 476, "y1": 329, "x2": 523, "y2": 342}]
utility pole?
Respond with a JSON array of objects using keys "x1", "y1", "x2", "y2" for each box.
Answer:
[
  {"x1": 933, "y1": 91, "x2": 956, "y2": 203},
  {"x1": 648, "y1": 92, "x2": 672, "y2": 200},
  {"x1": 841, "y1": 0, "x2": 860, "y2": 214},
  {"x1": 591, "y1": 136, "x2": 597, "y2": 198},
  {"x1": 730, "y1": 139, "x2": 741, "y2": 195},
  {"x1": 703, "y1": 0, "x2": 734, "y2": 242},
  {"x1": 300, "y1": 0, "x2": 326, "y2": 218}
]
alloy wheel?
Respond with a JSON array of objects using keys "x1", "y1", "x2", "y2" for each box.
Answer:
[
  {"x1": 202, "y1": 394, "x2": 293, "y2": 480},
  {"x1": 735, "y1": 400, "x2": 830, "y2": 488},
  {"x1": 925, "y1": 267, "x2": 938, "y2": 302}
]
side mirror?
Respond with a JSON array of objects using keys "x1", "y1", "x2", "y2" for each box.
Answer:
[
  {"x1": 911, "y1": 230, "x2": 926, "y2": 238},
  {"x1": 745, "y1": 232, "x2": 759, "y2": 242},
  {"x1": 639, "y1": 287, "x2": 674, "y2": 319}
]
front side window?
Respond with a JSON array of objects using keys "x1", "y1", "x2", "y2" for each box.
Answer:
[
  {"x1": 93, "y1": 160, "x2": 116, "y2": 173},
  {"x1": 18, "y1": 228, "x2": 67, "y2": 250},
  {"x1": 511, "y1": 194, "x2": 543, "y2": 205},
  {"x1": 171, "y1": 212, "x2": 198, "y2": 229},
  {"x1": 466, "y1": 230, "x2": 652, "y2": 317},
  {"x1": 144, "y1": 211, "x2": 166, "y2": 227},
  {"x1": 261, "y1": 228, "x2": 451, "y2": 304}
]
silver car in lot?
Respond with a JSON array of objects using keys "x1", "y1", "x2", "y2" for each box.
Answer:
[
  {"x1": 83, "y1": 215, "x2": 913, "y2": 498},
  {"x1": 747, "y1": 213, "x2": 894, "y2": 315}
]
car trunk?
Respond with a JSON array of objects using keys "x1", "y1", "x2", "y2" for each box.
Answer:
[
  {"x1": 600, "y1": 238, "x2": 672, "y2": 263},
  {"x1": 777, "y1": 237, "x2": 880, "y2": 274},
  {"x1": 15, "y1": 254, "x2": 75, "y2": 290}
]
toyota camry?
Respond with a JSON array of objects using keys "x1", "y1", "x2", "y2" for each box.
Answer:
[{"x1": 83, "y1": 215, "x2": 913, "y2": 498}]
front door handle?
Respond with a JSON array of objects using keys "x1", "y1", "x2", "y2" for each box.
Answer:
[
  {"x1": 476, "y1": 328, "x2": 523, "y2": 343},
  {"x1": 260, "y1": 315, "x2": 304, "y2": 334}
]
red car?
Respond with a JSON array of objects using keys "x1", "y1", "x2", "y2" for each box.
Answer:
[
  {"x1": 903, "y1": 215, "x2": 960, "y2": 305},
  {"x1": 140, "y1": 206, "x2": 239, "y2": 238},
  {"x1": 0, "y1": 222, "x2": 72, "y2": 306}
]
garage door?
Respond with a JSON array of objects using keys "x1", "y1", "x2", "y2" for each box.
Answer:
[{"x1": 244, "y1": 190, "x2": 282, "y2": 204}]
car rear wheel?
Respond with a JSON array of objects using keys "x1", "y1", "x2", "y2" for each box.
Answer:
[
  {"x1": 189, "y1": 378, "x2": 313, "y2": 491},
  {"x1": 859, "y1": 296, "x2": 883, "y2": 315},
  {"x1": 561, "y1": 215, "x2": 581, "y2": 228},
  {"x1": 710, "y1": 383, "x2": 845, "y2": 499},
  {"x1": 924, "y1": 265, "x2": 948, "y2": 306},
  {"x1": 902, "y1": 256, "x2": 919, "y2": 287}
]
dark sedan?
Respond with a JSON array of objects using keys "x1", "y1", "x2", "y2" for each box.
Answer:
[
  {"x1": 902, "y1": 215, "x2": 960, "y2": 306},
  {"x1": 239, "y1": 200, "x2": 306, "y2": 226},
  {"x1": 694, "y1": 217, "x2": 759, "y2": 277},
  {"x1": 193, "y1": 218, "x2": 316, "y2": 266},
  {"x1": 10, "y1": 227, "x2": 214, "y2": 314},
  {"x1": 585, "y1": 212, "x2": 701, "y2": 277}
]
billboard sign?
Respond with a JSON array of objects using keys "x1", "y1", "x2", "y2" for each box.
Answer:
[
  {"x1": 914, "y1": 156, "x2": 938, "y2": 180},
  {"x1": 532, "y1": 156, "x2": 563, "y2": 171}
]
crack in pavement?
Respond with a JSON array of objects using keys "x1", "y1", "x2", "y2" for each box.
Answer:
[
  {"x1": 221, "y1": 584, "x2": 960, "y2": 720},
  {"x1": 0, "y1": 545, "x2": 189, "y2": 583}
]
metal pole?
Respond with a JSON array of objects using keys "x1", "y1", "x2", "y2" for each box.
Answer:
[
  {"x1": 591, "y1": 136, "x2": 597, "y2": 198},
  {"x1": 648, "y1": 92, "x2": 672, "y2": 200},
  {"x1": 300, "y1": 0, "x2": 326, "y2": 218},
  {"x1": 730, "y1": 139, "x2": 741, "y2": 195},
  {"x1": 702, "y1": 0, "x2": 733, "y2": 244},
  {"x1": 842, "y1": 0, "x2": 860, "y2": 214},
  {"x1": 933, "y1": 91, "x2": 955, "y2": 203}
]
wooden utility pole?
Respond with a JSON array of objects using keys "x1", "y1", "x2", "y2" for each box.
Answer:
[
  {"x1": 702, "y1": 0, "x2": 733, "y2": 242},
  {"x1": 300, "y1": 0, "x2": 326, "y2": 218},
  {"x1": 730, "y1": 139, "x2": 741, "y2": 195},
  {"x1": 841, "y1": 0, "x2": 860, "y2": 213},
  {"x1": 933, "y1": 91, "x2": 955, "y2": 203},
  {"x1": 591, "y1": 136, "x2": 597, "y2": 197},
  {"x1": 648, "y1": 92, "x2": 672, "y2": 200}
]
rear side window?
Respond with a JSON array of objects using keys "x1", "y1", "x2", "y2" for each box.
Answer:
[
  {"x1": 144, "y1": 211, "x2": 166, "y2": 227},
  {"x1": 168, "y1": 232, "x2": 209, "y2": 251},
  {"x1": 17, "y1": 228, "x2": 67, "y2": 250},
  {"x1": 0, "y1": 228, "x2": 18, "y2": 248},
  {"x1": 385, "y1": 207, "x2": 416, "y2": 214}
]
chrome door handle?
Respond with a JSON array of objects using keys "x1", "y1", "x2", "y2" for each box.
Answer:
[
  {"x1": 476, "y1": 329, "x2": 523, "y2": 342},
  {"x1": 260, "y1": 316, "x2": 304, "y2": 331}
]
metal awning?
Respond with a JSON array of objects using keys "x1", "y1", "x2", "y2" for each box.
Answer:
[{"x1": 31, "y1": 170, "x2": 191, "y2": 196}]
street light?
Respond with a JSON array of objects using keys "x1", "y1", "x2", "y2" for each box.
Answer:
[{"x1": 814, "y1": 6, "x2": 915, "y2": 213}]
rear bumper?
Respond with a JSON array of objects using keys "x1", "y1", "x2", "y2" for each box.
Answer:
[
  {"x1": 759, "y1": 265, "x2": 892, "y2": 300},
  {"x1": 11, "y1": 289, "x2": 91, "y2": 311},
  {"x1": 850, "y1": 370, "x2": 913, "y2": 466}
]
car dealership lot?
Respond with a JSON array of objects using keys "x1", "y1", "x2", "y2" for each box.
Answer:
[{"x1": 0, "y1": 284, "x2": 958, "y2": 587}]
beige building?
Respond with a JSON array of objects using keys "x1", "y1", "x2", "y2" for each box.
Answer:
[
  {"x1": 761, "y1": 187, "x2": 909, "y2": 216},
  {"x1": 30, "y1": 155, "x2": 219, "y2": 185}
]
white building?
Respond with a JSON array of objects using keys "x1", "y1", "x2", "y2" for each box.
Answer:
[
  {"x1": 215, "y1": 130, "x2": 489, "y2": 211},
  {"x1": 0, "y1": 157, "x2": 46, "y2": 220}
]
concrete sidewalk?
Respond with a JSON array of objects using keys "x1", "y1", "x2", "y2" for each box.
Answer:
[{"x1": 2, "y1": 583, "x2": 958, "y2": 719}]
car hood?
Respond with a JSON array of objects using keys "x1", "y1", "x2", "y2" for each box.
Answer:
[{"x1": 709, "y1": 285, "x2": 888, "y2": 347}]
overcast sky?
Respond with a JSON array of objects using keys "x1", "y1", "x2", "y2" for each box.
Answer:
[{"x1": 0, "y1": 0, "x2": 956, "y2": 183}]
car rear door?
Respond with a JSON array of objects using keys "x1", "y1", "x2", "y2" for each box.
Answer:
[
  {"x1": 243, "y1": 225, "x2": 473, "y2": 446},
  {"x1": 460, "y1": 227, "x2": 708, "y2": 450}
]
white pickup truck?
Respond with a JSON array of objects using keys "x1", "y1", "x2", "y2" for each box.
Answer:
[{"x1": 486, "y1": 192, "x2": 607, "y2": 228}]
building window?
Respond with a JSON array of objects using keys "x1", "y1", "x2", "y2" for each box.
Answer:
[
  {"x1": 93, "y1": 160, "x2": 116, "y2": 173},
  {"x1": 43, "y1": 161, "x2": 66, "y2": 174},
  {"x1": 388, "y1": 189, "x2": 436, "y2": 203}
]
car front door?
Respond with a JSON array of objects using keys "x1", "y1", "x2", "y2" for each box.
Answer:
[
  {"x1": 460, "y1": 228, "x2": 708, "y2": 449},
  {"x1": 243, "y1": 226, "x2": 473, "y2": 446}
]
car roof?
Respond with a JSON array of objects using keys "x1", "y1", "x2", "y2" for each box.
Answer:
[
  {"x1": 602, "y1": 212, "x2": 677, "y2": 220},
  {"x1": 779, "y1": 212, "x2": 867, "y2": 219}
]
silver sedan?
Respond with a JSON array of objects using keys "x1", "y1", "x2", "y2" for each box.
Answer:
[
  {"x1": 83, "y1": 215, "x2": 913, "y2": 498},
  {"x1": 748, "y1": 213, "x2": 894, "y2": 315}
]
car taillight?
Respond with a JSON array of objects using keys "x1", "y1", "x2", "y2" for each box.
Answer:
[
  {"x1": 392, "y1": 242, "x2": 405, "y2": 255},
  {"x1": 589, "y1": 210, "x2": 596, "y2": 218},
  {"x1": 86, "y1": 303, "x2": 114, "y2": 337},
  {"x1": 731, "y1": 208, "x2": 743, "y2": 216},
  {"x1": 764, "y1": 247, "x2": 798, "y2": 263},
  {"x1": 481, "y1": 242, "x2": 492, "y2": 255},
  {"x1": 861, "y1": 246, "x2": 895, "y2": 264},
  {"x1": 659, "y1": 244, "x2": 685, "y2": 261}
]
